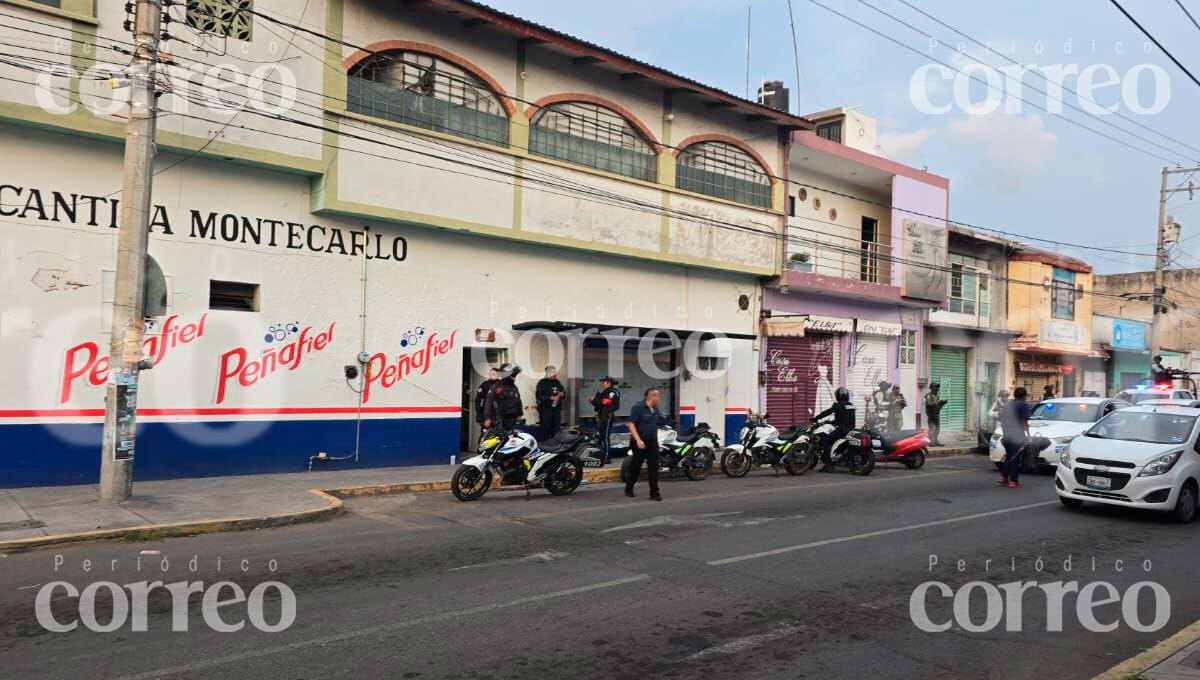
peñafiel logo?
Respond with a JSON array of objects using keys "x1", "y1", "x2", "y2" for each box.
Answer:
[
  {"x1": 215, "y1": 323, "x2": 335, "y2": 404},
  {"x1": 363, "y1": 329, "x2": 458, "y2": 403},
  {"x1": 59, "y1": 313, "x2": 209, "y2": 403}
]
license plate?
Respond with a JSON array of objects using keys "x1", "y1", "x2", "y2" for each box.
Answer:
[{"x1": 1085, "y1": 475, "x2": 1112, "y2": 490}]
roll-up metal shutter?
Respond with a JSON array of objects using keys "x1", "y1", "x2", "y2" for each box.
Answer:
[
  {"x1": 764, "y1": 334, "x2": 841, "y2": 430},
  {"x1": 848, "y1": 335, "x2": 890, "y2": 426},
  {"x1": 930, "y1": 346, "x2": 968, "y2": 430}
]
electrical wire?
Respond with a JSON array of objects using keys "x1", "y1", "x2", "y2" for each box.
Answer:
[{"x1": 1110, "y1": 0, "x2": 1200, "y2": 90}]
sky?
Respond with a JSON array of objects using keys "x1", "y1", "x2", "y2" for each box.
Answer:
[{"x1": 484, "y1": 0, "x2": 1200, "y2": 274}]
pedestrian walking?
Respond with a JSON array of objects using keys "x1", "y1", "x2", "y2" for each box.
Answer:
[
  {"x1": 535, "y1": 365, "x2": 566, "y2": 440},
  {"x1": 998, "y1": 386, "x2": 1031, "y2": 488},
  {"x1": 886, "y1": 384, "x2": 906, "y2": 433},
  {"x1": 924, "y1": 382, "x2": 948, "y2": 446},
  {"x1": 624, "y1": 387, "x2": 665, "y2": 501},
  {"x1": 589, "y1": 376, "x2": 620, "y2": 463}
]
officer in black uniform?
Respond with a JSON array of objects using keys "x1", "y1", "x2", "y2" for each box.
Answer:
[
  {"x1": 589, "y1": 376, "x2": 621, "y2": 464},
  {"x1": 812, "y1": 386, "x2": 856, "y2": 470},
  {"x1": 474, "y1": 367, "x2": 499, "y2": 425},
  {"x1": 535, "y1": 365, "x2": 566, "y2": 440},
  {"x1": 483, "y1": 363, "x2": 524, "y2": 431}
]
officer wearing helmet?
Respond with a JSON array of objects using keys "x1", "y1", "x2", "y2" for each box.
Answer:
[
  {"x1": 483, "y1": 363, "x2": 524, "y2": 431},
  {"x1": 812, "y1": 386, "x2": 856, "y2": 468}
]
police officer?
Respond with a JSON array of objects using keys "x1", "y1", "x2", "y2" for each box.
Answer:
[
  {"x1": 924, "y1": 382, "x2": 948, "y2": 446},
  {"x1": 813, "y1": 386, "x2": 856, "y2": 469},
  {"x1": 483, "y1": 363, "x2": 524, "y2": 431},
  {"x1": 589, "y1": 376, "x2": 621, "y2": 464},
  {"x1": 474, "y1": 367, "x2": 499, "y2": 426},
  {"x1": 535, "y1": 365, "x2": 566, "y2": 440}
]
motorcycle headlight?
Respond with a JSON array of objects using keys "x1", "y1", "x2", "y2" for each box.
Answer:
[
  {"x1": 480, "y1": 437, "x2": 500, "y2": 450},
  {"x1": 1059, "y1": 450, "x2": 1072, "y2": 469},
  {"x1": 1139, "y1": 451, "x2": 1182, "y2": 477}
]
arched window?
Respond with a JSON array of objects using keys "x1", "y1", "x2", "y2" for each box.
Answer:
[
  {"x1": 675, "y1": 141, "x2": 771, "y2": 208},
  {"x1": 529, "y1": 101, "x2": 656, "y2": 181},
  {"x1": 347, "y1": 50, "x2": 509, "y2": 146}
]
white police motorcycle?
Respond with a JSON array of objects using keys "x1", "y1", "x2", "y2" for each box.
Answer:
[
  {"x1": 720, "y1": 410, "x2": 812, "y2": 477},
  {"x1": 451, "y1": 426, "x2": 584, "y2": 501}
]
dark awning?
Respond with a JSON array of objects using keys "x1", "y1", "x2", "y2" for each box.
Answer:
[{"x1": 511, "y1": 320, "x2": 756, "y2": 341}]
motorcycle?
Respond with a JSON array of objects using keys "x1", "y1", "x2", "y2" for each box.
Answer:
[
  {"x1": 451, "y1": 425, "x2": 584, "y2": 501},
  {"x1": 720, "y1": 410, "x2": 812, "y2": 477},
  {"x1": 540, "y1": 426, "x2": 606, "y2": 468},
  {"x1": 620, "y1": 422, "x2": 718, "y2": 483},
  {"x1": 806, "y1": 419, "x2": 875, "y2": 475},
  {"x1": 863, "y1": 403, "x2": 930, "y2": 469}
]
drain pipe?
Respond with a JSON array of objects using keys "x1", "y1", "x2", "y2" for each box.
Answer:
[{"x1": 354, "y1": 226, "x2": 370, "y2": 463}]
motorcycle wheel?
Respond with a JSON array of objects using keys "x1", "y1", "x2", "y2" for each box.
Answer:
[
  {"x1": 903, "y1": 448, "x2": 927, "y2": 470},
  {"x1": 784, "y1": 450, "x2": 811, "y2": 476},
  {"x1": 686, "y1": 448, "x2": 714, "y2": 481},
  {"x1": 805, "y1": 444, "x2": 821, "y2": 471},
  {"x1": 850, "y1": 449, "x2": 876, "y2": 476},
  {"x1": 720, "y1": 449, "x2": 752, "y2": 478},
  {"x1": 451, "y1": 465, "x2": 492, "y2": 501},
  {"x1": 546, "y1": 459, "x2": 583, "y2": 496}
]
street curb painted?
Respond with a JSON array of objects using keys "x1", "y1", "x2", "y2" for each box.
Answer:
[
  {"x1": 325, "y1": 467, "x2": 623, "y2": 498},
  {"x1": 0, "y1": 489, "x2": 343, "y2": 554},
  {"x1": 1090, "y1": 617, "x2": 1200, "y2": 680}
]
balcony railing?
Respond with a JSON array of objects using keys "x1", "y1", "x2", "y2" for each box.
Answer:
[{"x1": 785, "y1": 229, "x2": 893, "y2": 285}]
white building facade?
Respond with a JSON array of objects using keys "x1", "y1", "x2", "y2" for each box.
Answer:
[{"x1": 0, "y1": 0, "x2": 810, "y2": 485}]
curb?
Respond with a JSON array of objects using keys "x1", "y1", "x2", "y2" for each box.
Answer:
[
  {"x1": 326, "y1": 467, "x2": 623, "y2": 498},
  {"x1": 928, "y1": 447, "x2": 976, "y2": 457},
  {"x1": 0, "y1": 489, "x2": 343, "y2": 554},
  {"x1": 1090, "y1": 617, "x2": 1200, "y2": 680}
]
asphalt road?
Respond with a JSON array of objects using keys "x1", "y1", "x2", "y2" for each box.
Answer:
[{"x1": 1, "y1": 454, "x2": 1197, "y2": 680}]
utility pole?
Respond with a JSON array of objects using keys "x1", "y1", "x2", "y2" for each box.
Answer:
[
  {"x1": 100, "y1": 0, "x2": 163, "y2": 502},
  {"x1": 1150, "y1": 166, "x2": 1199, "y2": 361}
]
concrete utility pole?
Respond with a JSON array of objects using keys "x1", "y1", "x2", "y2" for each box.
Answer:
[
  {"x1": 1150, "y1": 166, "x2": 1199, "y2": 361},
  {"x1": 100, "y1": 0, "x2": 163, "y2": 502}
]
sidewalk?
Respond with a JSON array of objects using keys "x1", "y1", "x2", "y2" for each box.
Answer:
[
  {"x1": 1092, "y1": 618, "x2": 1200, "y2": 680},
  {"x1": 0, "y1": 444, "x2": 970, "y2": 553},
  {"x1": 0, "y1": 463, "x2": 620, "y2": 552}
]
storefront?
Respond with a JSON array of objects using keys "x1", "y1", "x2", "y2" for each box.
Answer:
[
  {"x1": 0, "y1": 127, "x2": 762, "y2": 487},
  {"x1": 929, "y1": 346, "x2": 969, "y2": 430},
  {"x1": 1093, "y1": 316, "x2": 1151, "y2": 396}
]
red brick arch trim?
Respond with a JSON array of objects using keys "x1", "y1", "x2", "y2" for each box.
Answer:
[
  {"x1": 341, "y1": 40, "x2": 516, "y2": 117},
  {"x1": 524, "y1": 93, "x2": 661, "y2": 153},
  {"x1": 672, "y1": 134, "x2": 777, "y2": 184}
]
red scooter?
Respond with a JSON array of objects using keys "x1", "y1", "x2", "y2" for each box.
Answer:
[{"x1": 863, "y1": 399, "x2": 930, "y2": 469}]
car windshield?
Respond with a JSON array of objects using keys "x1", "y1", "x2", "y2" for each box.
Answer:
[
  {"x1": 1030, "y1": 402, "x2": 1099, "y2": 422},
  {"x1": 1085, "y1": 411, "x2": 1196, "y2": 444}
]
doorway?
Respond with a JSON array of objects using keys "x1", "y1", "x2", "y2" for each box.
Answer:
[
  {"x1": 860, "y1": 217, "x2": 880, "y2": 283},
  {"x1": 460, "y1": 347, "x2": 507, "y2": 452}
]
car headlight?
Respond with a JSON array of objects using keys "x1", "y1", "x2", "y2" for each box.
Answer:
[
  {"x1": 1059, "y1": 450, "x2": 1072, "y2": 468},
  {"x1": 1053, "y1": 436, "x2": 1076, "y2": 452},
  {"x1": 1139, "y1": 451, "x2": 1182, "y2": 477}
]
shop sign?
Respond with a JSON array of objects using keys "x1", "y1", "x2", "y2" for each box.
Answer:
[
  {"x1": 856, "y1": 319, "x2": 902, "y2": 336},
  {"x1": 1112, "y1": 320, "x2": 1147, "y2": 351},
  {"x1": 1018, "y1": 362, "x2": 1062, "y2": 374},
  {"x1": 1040, "y1": 320, "x2": 1085, "y2": 346},
  {"x1": 805, "y1": 315, "x2": 854, "y2": 333}
]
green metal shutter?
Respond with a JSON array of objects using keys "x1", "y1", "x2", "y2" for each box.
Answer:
[{"x1": 930, "y1": 347, "x2": 968, "y2": 430}]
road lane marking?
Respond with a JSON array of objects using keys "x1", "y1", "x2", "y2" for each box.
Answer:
[
  {"x1": 679, "y1": 622, "x2": 805, "y2": 662},
  {"x1": 448, "y1": 549, "x2": 571, "y2": 571},
  {"x1": 601, "y1": 512, "x2": 806, "y2": 534},
  {"x1": 706, "y1": 500, "x2": 1058, "y2": 566},
  {"x1": 116, "y1": 574, "x2": 652, "y2": 680}
]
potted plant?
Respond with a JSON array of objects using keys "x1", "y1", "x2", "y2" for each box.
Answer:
[{"x1": 788, "y1": 251, "x2": 813, "y2": 272}]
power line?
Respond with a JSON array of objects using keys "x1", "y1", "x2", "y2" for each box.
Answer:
[
  {"x1": 1, "y1": 5, "x2": 1164, "y2": 257},
  {"x1": 1110, "y1": 0, "x2": 1200, "y2": 90}
]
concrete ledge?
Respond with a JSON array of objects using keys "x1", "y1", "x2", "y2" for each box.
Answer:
[
  {"x1": 325, "y1": 467, "x2": 623, "y2": 498},
  {"x1": 1090, "y1": 617, "x2": 1200, "y2": 680},
  {"x1": 0, "y1": 489, "x2": 343, "y2": 554},
  {"x1": 928, "y1": 447, "x2": 976, "y2": 457}
]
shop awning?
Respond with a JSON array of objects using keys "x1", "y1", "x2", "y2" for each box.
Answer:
[
  {"x1": 511, "y1": 321, "x2": 757, "y2": 341},
  {"x1": 763, "y1": 317, "x2": 806, "y2": 337},
  {"x1": 1018, "y1": 362, "x2": 1062, "y2": 374}
]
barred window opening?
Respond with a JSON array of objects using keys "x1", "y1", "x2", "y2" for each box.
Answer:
[
  {"x1": 347, "y1": 50, "x2": 509, "y2": 147},
  {"x1": 529, "y1": 102, "x2": 656, "y2": 181},
  {"x1": 675, "y1": 141, "x2": 771, "y2": 208}
]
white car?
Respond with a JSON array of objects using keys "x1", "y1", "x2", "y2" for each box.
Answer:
[
  {"x1": 1141, "y1": 398, "x2": 1200, "y2": 408},
  {"x1": 1057, "y1": 405, "x2": 1200, "y2": 522},
  {"x1": 1114, "y1": 386, "x2": 1196, "y2": 405},
  {"x1": 989, "y1": 398, "x2": 1131, "y2": 469}
]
